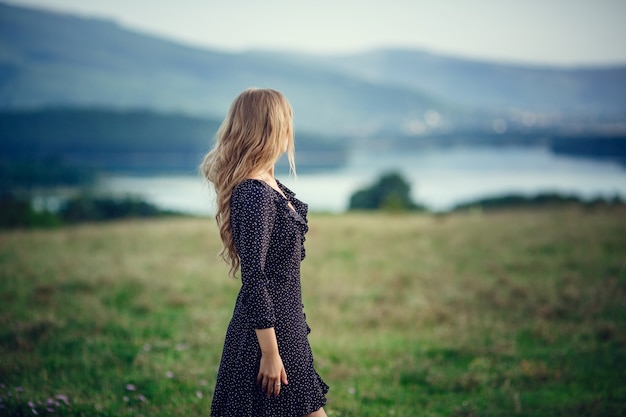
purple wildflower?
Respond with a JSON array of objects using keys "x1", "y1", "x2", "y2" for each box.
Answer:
[
  {"x1": 196, "y1": 391, "x2": 203, "y2": 399},
  {"x1": 54, "y1": 395, "x2": 69, "y2": 406},
  {"x1": 136, "y1": 394, "x2": 147, "y2": 403},
  {"x1": 125, "y1": 384, "x2": 136, "y2": 391}
]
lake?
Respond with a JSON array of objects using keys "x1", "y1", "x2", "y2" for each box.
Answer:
[{"x1": 96, "y1": 146, "x2": 626, "y2": 215}]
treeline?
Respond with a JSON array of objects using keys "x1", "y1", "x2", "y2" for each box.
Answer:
[
  {"x1": 452, "y1": 192, "x2": 626, "y2": 211},
  {"x1": 0, "y1": 158, "x2": 96, "y2": 191},
  {"x1": 0, "y1": 108, "x2": 217, "y2": 155},
  {"x1": 388, "y1": 129, "x2": 626, "y2": 167},
  {"x1": 348, "y1": 171, "x2": 626, "y2": 213},
  {"x1": 0, "y1": 193, "x2": 180, "y2": 229},
  {"x1": 549, "y1": 134, "x2": 626, "y2": 165}
]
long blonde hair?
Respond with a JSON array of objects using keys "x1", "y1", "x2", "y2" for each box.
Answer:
[{"x1": 201, "y1": 88, "x2": 296, "y2": 277}]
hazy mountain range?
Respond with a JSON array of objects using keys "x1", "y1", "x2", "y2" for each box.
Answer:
[{"x1": 1, "y1": 1, "x2": 625, "y2": 138}]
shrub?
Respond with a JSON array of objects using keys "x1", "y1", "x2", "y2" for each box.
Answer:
[{"x1": 349, "y1": 171, "x2": 425, "y2": 211}]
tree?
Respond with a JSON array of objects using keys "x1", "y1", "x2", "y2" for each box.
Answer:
[{"x1": 348, "y1": 172, "x2": 424, "y2": 211}]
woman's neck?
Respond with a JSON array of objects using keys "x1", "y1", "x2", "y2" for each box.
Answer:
[
  {"x1": 253, "y1": 166, "x2": 275, "y2": 182},
  {"x1": 249, "y1": 166, "x2": 293, "y2": 209}
]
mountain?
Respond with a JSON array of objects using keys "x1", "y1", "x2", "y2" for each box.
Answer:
[
  {"x1": 1, "y1": 2, "x2": 625, "y2": 138},
  {"x1": 0, "y1": 2, "x2": 445, "y2": 136},
  {"x1": 312, "y1": 49, "x2": 626, "y2": 118}
]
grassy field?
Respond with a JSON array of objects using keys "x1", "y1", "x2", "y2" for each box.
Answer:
[{"x1": 1, "y1": 207, "x2": 625, "y2": 416}]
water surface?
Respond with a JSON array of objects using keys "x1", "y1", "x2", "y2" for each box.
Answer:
[{"x1": 97, "y1": 146, "x2": 626, "y2": 215}]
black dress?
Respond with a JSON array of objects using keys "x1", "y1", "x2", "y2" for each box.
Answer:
[{"x1": 210, "y1": 179, "x2": 329, "y2": 417}]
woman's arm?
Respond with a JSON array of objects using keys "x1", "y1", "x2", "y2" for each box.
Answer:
[
  {"x1": 231, "y1": 182, "x2": 277, "y2": 329},
  {"x1": 255, "y1": 328, "x2": 288, "y2": 398},
  {"x1": 231, "y1": 182, "x2": 287, "y2": 396}
]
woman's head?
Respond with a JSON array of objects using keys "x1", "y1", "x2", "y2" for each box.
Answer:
[
  {"x1": 212, "y1": 88, "x2": 294, "y2": 181},
  {"x1": 201, "y1": 88, "x2": 295, "y2": 276}
]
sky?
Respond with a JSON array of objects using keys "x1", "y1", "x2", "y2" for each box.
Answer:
[{"x1": 5, "y1": 0, "x2": 626, "y2": 66}]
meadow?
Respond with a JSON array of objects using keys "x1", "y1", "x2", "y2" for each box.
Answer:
[{"x1": 0, "y1": 207, "x2": 624, "y2": 416}]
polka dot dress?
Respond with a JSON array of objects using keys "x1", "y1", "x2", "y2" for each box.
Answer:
[{"x1": 210, "y1": 179, "x2": 329, "y2": 417}]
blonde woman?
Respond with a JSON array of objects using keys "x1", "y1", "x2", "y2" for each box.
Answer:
[{"x1": 201, "y1": 88, "x2": 329, "y2": 417}]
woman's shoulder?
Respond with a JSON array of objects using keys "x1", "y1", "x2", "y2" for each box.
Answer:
[{"x1": 231, "y1": 179, "x2": 276, "y2": 206}]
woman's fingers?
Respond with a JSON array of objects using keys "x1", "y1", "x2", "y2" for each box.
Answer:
[
  {"x1": 256, "y1": 353, "x2": 288, "y2": 397},
  {"x1": 257, "y1": 373, "x2": 273, "y2": 396},
  {"x1": 272, "y1": 379, "x2": 281, "y2": 396},
  {"x1": 262, "y1": 375, "x2": 270, "y2": 395},
  {"x1": 256, "y1": 374, "x2": 284, "y2": 397},
  {"x1": 265, "y1": 377, "x2": 279, "y2": 397}
]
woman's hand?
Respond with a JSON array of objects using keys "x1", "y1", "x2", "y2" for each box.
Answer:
[
  {"x1": 256, "y1": 352, "x2": 288, "y2": 397},
  {"x1": 255, "y1": 327, "x2": 288, "y2": 397}
]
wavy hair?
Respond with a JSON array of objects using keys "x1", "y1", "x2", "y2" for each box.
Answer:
[{"x1": 200, "y1": 88, "x2": 296, "y2": 277}]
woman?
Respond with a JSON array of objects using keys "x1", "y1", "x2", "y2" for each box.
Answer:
[{"x1": 201, "y1": 88, "x2": 329, "y2": 417}]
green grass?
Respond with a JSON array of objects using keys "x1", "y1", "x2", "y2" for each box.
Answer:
[{"x1": 1, "y1": 207, "x2": 625, "y2": 416}]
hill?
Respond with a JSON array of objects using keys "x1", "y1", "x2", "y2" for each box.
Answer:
[{"x1": 0, "y1": 108, "x2": 347, "y2": 183}]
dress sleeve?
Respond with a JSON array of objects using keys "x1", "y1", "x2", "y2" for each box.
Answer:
[{"x1": 230, "y1": 182, "x2": 276, "y2": 329}]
